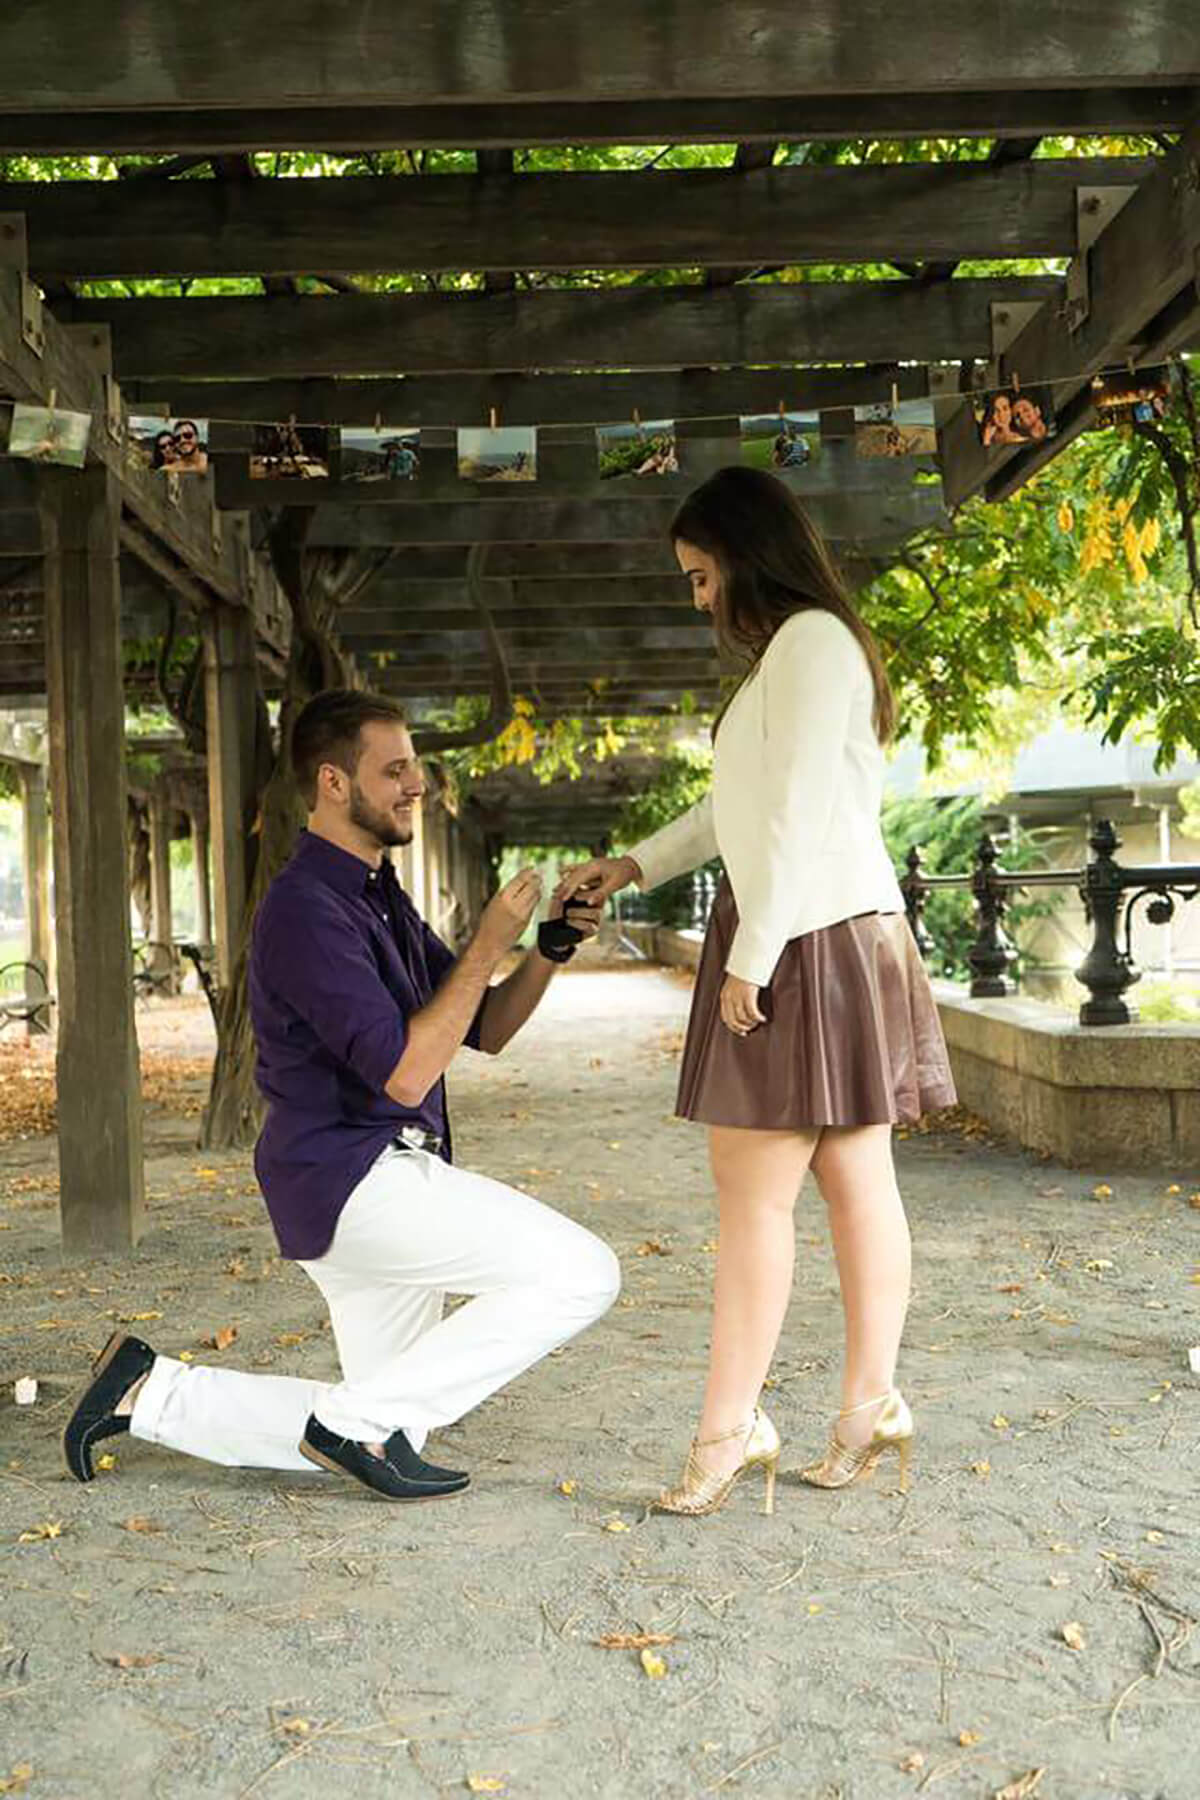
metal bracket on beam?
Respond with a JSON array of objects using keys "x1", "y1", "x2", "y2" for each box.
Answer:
[
  {"x1": 19, "y1": 276, "x2": 44, "y2": 357},
  {"x1": 1063, "y1": 184, "x2": 1139, "y2": 334},
  {"x1": 0, "y1": 214, "x2": 27, "y2": 272},
  {"x1": 928, "y1": 362, "x2": 963, "y2": 428},
  {"x1": 104, "y1": 375, "x2": 125, "y2": 447}
]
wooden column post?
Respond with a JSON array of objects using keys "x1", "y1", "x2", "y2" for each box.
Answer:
[
  {"x1": 39, "y1": 463, "x2": 144, "y2": 1252},
  {"x1": 202, "y1": 604, "x2": 257, "y2": 989},
  {"x1": 148, "y1": 784, "x2": 176, "y2": 990},
  {"x1": 18, "y1": 761, "x2": 52, "y2": 1034},
  {"x1": 191, "y1": 805, "x2": 213, "y2": 945}
]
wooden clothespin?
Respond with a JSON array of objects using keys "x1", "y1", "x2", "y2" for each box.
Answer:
[
  {"x1": 47, "y1": 386, "x2": 57, "y2": 412},
  {"x1": 489, "y1": 406, "x2": 498, "y2": 431},
  {"x1": 890, "y1": 381, "x2": 900, "y2": 412},
  {"x1": 373, "y1": 411, "x2": 382, "y2": 433}
]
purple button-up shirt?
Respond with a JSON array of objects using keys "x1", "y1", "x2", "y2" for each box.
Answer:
[{"x1": 249, "y1": 830, "x2": 483, "y2": 1260}]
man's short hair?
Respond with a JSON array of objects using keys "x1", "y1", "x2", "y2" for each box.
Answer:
[{"x1": 291, "y1": 689, "x2": 409, "y2": 808}]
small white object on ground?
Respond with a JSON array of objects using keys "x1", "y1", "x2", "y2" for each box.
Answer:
[
  {"x1": 1188, "y1": 1346, "x2": 1200, "y2": 1376},
  {"x1": 14, "y1": 1377, "x2": 38, "y2": 1405}
]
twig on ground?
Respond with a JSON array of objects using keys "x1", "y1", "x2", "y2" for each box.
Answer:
[{"x1": 705, "y1": 1741, "x2": 782, "y2": 1792}]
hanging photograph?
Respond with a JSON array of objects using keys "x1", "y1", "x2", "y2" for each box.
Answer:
[
  {"x1": 342, "y1": 426, "x2": 421, "y2": 482},
  {"x1": 974, "y1": 384, "x2": 1057, "y2": 448},
  {"x1": 739, "y1": 413, "x2": 816, "y2": 472},
  {"x1": 6, "y1": 402, "x2": 92, "y2": 469},
  {"x1": 128, "y1": 415, "x2": 210, "y2": 474},
  {"x1": 1091, "y1": 366, "x2": 1172, "y2": 428},
  {"x1": 596, "y1": 420, "x2": 678, "y2": 479},
  {"x1": 855, "y1": 400, "x2": 937, "y2": 458},
  {"x1": 458, "y1": 426, "x2": 537, "y2": 482},
  {"x1": 251, "y1": 422, "x2": 331, "y2": 479}
]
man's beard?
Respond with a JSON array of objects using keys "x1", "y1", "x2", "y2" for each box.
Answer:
[{"x1": 348, "y1": 781, "x2": 414, "y2": 848}]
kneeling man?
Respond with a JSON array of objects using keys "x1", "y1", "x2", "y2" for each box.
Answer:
[{"x1": 65, "y1": 690, "x2": 619, "y2": 1501}]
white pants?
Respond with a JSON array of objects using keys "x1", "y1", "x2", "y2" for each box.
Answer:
[{"x1": 131, "y1": 1145, "x2": 620, "y2": 1471}]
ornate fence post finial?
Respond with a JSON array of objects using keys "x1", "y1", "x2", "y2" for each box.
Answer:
[
  {"x1": 900, "y1": 844, "x2": 934, "y2": 959},
  {"x1": 1076, "y1": 818, "x2": 1138, "y2": 1026},
  {"x1": 968, "y1": 833, "x2": 1018, "y2": 997}
]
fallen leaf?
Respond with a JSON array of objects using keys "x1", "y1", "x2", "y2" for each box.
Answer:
[
  {"x1": 806, "y1": 1601, "x2": 823, "y2": 1615},
  {"x1": 958, "y1": 1730, "x2": 982, "y2": 1747},
  {"x1": 106, "y1": 1652, "x2": 164, "y2": 1670},
  {"x1": 1048, "y1": 1574, "x2": 1071, "y2": 1588},
  {"x1": 898, "y1": 1750, "x2": 926, "y2": 1773},
  {"x1": 557, "y1": 1479, "x2": 577, "y2": 1497},
  {"x1": 178, "y1": 1350, "x2": 195, "y2": 1363},
  {"x1": 17, "y1": 1520, "x2": 63, "y2": 1543},
  {"x1": 991, "y1": 1415, "x2": 1011, "y2": 1430},
  {"x1": 1048, "y1": 1542, "x2": 1074, "y2": 1555},
  {"x1": 0, "y1": 1766, "x2": 33, "y2": 1796},
  {"x1": 467, "y1": 1781, "x2": 506, "y2": 1796},
  {"x1": 1145, "y1": 1530, "x2": 1165, "y2": 1545},
  {"x1": 594, "y1": 1632, "x2": 675, "y2": 1651},
  {"x1": 634, "y1": 1240, "x2": 671, "y2": 1257},
  {"x1": 602, "y1": 1519, "x2": 630, "y2": 1533},
  {"x1": 94, "y1": 1453, "x2": 118, "y2": 1472},
  {"x1": 1189, "y1": 1193, "x2": 1200, "y2": 1210},
  {"x1": 202, "y1": 1326, "x2": 238, "y2": 1352},
  {"x1": 1060, "y1": 1620, "x2": 1086, "y2": 1651},
  {"x1": 279, "y1": 1718, "x2": 312, "y2": 1737},
  {"x1": 994, "y1": 1770, "x2": 1046, "y2": 1800},
  {"x1": 118, "y1": 1310, "x2": 163, "y2": 1323},
  {"x1": 273, "y1": 1332, "x2": 307, "y2": 1348},
  {"x1": 1165, "y1": 1184, "x2": 1181, "y2": 1195},
  {"x1": 997, "y1": 1282, "x2": 1023, "y2": 1294},
  {"x1": 639, "y1": 1647, "x2": 668, "y2": 1679},
  {"x1": 1037, "y1": 1185, "x2": 1064, "y2": 1198},
  {"x1": 970, "y1": 1460, "x2": 991, "y2": 1478},
  {"x1": 1092, "y1": 1184, "x2": 1113, "y2": 1199},
  {"x1": 123, "y1": 1516, "x2": 163, "y2": 1535}
]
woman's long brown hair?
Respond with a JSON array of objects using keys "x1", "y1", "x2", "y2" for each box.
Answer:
[{"x1": 671, "y1": 465, "x2": 896, "y2": 743}]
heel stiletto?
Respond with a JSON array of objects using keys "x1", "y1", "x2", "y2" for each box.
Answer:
[
  {"x1": 799, "y1": 1389, "x2": 914, "y2": 1493},
  {"x1": 654, "y1": 1406, "x2": 780, "y2": 1517}
]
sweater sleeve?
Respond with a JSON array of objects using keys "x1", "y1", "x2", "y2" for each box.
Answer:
[
  {"x1": 626, "y1": 793, "x2": 719, "y2": 893},
  {"x1": 725, "y1": 612, "x2": 863, "y2": 987}
]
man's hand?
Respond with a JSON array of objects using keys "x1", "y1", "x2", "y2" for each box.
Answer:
[
  {"x1": 477, "y1": 867, "x2": 544, "y2": 958},
  {"x1": 554, "y1": 853, "x2": 642, "y2": 911},
  {"x1": 547, "y1": 887, "x2": 604, "y2": 942},
  {"x1": 720, "y1": 974, "x2": 766, "y2": 1036}
]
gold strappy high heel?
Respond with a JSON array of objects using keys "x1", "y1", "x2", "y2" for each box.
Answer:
[
  {"x1": 654, "y1": 1406, "x2": 780, "y2": 1517},
  {"x1": 799, "y1": 1389, "x2": 913, "y2": 1492}
]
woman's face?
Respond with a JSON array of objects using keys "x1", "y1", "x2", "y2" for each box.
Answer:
[
  {"x1": 990, "y1": 393, "x2": 1013, "y2": 429},
  {"x1": 675, "y1": 536, "x2": 722, "y2": 625},
  {"x1": 155, "y1": 433, "x2": 177, "y2": 464}
]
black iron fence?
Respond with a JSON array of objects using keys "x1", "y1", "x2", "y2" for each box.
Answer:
[{"x1": 899, "y1": 819, "x2": 1199, "y2": 1027}]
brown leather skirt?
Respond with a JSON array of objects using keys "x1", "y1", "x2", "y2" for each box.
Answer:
[{"x1": 676, "y1": 878, "x2": 958, "y2": 1130}]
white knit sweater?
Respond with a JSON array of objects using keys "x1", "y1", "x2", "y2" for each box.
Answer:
[{"x1": 628, "y1": 608, "x2": 904, "y2": 987}]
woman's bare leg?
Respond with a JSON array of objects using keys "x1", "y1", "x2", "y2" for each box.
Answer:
[
  {"x1": 689, "y1": 1124, "x2": 819, "y2": 1478},
  {"x1": 810, "y1": 1124, "x2": 911, "y2": 1446}
]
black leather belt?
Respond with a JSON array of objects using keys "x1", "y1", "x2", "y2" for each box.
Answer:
[{"x1": 391, "y1": 1124, "x2": 444, "y2": 1156}]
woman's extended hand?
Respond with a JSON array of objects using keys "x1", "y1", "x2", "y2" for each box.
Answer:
[
  {"x1": 720, "y1": 973, "x2": 766, "y2": 1036},
  {"x1": 554, "y1": 853, "x2": 642, "y2": 910}
]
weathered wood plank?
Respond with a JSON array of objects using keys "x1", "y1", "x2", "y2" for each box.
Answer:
[
  {"x1": 0, "y1": 91, "x2": 1192, "y2": 155},
  {"x1": 68, "y1": 277, "x2": 1061, "y2": 381},
  {"x1": 39, "y1": 463, "x2": 145, "y2": 1252},
  {"x1": 129, "y1": 365, "x2": 932, "y2": 429},
  {"x1": 2, "y1": 4, "x2": 1197, "y2": 110},
  {"x1": 341, "y1": 605, "x2": 707, "y2": 636},
  {"x1": 7, "y1": 160, "x2": 1154, "y2": 279}
]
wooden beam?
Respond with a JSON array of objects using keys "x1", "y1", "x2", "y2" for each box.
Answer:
[
  {"x1": 344, "y1": 575, "x2": 691, "y2": 612},
  {"x1": 296, "y1": 486, "x2": 947, "y2": 547},
  {"x1": 0, "y1": 90, "x2": 1194, "y2": 156},
  {"x1": 38, "y1": 463, "x2": 145, "y2": 1252},
  {"x1": 3, "y1": 5, "x2": 1198, "y2": 109},
  {"x1": 340, "y1": 604, "x2": 704, "y2": 635},
  {"x1": 940, "y1": 119, "x2": 1200, "y2": 509},
  {"x1": 67, "y1": 277, "x2": 1061, "y2": 381},
  {"x1": 202, "y1": 604, "x2": 259, "y2": 989},
  {"x1": 126, "y1": 365, "x2": 934, "y2": 429},
  {"x1": 9, "y1": 160, "x2": 1153, "y2": 280}
]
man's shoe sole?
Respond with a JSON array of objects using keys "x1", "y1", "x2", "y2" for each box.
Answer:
[{"x1": 298, "y1": 1439, "x2": 469, "y2": 1501}]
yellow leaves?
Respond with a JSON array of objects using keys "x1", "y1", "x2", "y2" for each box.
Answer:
[
  {"x1": 117, "y1": 1309, "x2": 162, "y2": 1323},
  {"x1": 94, "y1": 1453, "x2": 118, "y2": 1473},
  {"x1": 991, "y1": 1414, "x2": 1011, "y2": 1431},
  {"x1": 634, "y1": 1240, "x2": 670, "y2": 1257},
  {"x1": 105, "y1": 1652, "x2": 164, "y2": 1671},
  {"x1": 602, "y1": 1518, "x2": 630, "y2": 1534},
  {"x1": 1056, "y1": 501, "x2": 1075, "y2": 533},
  {"x1": 1122, "y1": 517, "x2": 1148, "y2": 584},
  {"x1": 0, "y1": 1767, "x2": 33, "y2": 1796},
  {"x1": 1145, "y1": 1529, "x2": 1166, "y2": 1545},
  {"x1": 123, "y1": 1516, "x2": 163, "y2": 1535},
  {"x1": 1079, "y1": 494, "x2": 1115, "y2": 574},
  {"x1": 467, "y1": 1780, "x2": 506, "y2": 1795},
  {"x1": 970, "y1": 1460, "x2": 991, "y2": 1478},
  {"x1": 493, "y1": 696, "x2": 539, "y2": 768},
  {"x1": 556, "y1": 1479, "x2": 577, "y2": 1498},
  {"x1": 279, "y1": 1717, "x2": 313, "y2": 1737},
  {"x1": 639, "y1": 1647, "x2": 668, "y2": 1679},
  {"x1": 1092, "y1": 1184, "x2": 1113, "y2": 1199},
  {"x1": 17, "y1": 1519, "x2": 63, "y2": 1543},
  {"x1": 957, "y1": 1729, "x2": 983, "y2": 1747},
  {"x1": 1077, "y1": 492, "x2": 1162, "y2": 582},
  {"x1": 898, "y1": 1750, "x2": 926, "y2": 1774},
  {"x1": 1060, "y1": 1620, "x2": 1087, "y2": 1651},
  {"x1": 995, "y1": 1773, "x2": 1046, "y2": 1800},
  {"x1": 273, "y1": 1331, "x2": 308, "y2": 1348}
]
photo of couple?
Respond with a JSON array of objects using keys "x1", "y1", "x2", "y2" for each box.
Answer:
[
  {"x1": 975, "y1": 385, "x2": 1055, "y2": 447},
  {"x1": 65, "y1": 466, "x2": 955, "y2": 1515},
  {"x1": 129, "y1": 416, "x2": 209, "y2": 473}
]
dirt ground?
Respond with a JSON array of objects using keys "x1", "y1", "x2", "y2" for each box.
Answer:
[{"x1": 1, "y1": 963, "x2": 1198, "y2": 1800}]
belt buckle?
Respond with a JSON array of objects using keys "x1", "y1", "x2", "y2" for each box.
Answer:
[{"x1": 396, "y1": 1124, "x2": 439, "y2": 1155}]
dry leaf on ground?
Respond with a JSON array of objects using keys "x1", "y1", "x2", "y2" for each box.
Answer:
[
  {"x1": 16, "y1": 1520, "x2": 63, "y2": 1543},
  {"x1": 123, "y1": 1516, "x2": 163, "y2": 1535},
  {"x1": 594, "y1": 1632, "x2": 675, "y2": 1651},
  {"x1": 1060, "y1": 1621, "x2": 1086, "y2": 1651},
  {"x1": 898, "y1": 1750, "x2": 925, "y2": 1773},
  {"x1": 957, "y1": 1730, "x2": 982, "y2": 1747},
  {"x1": 105, "y1": 1652, "x2": 164, "y2": 1670},
  {"x1": 994, "y1": 1772, "x2": 1046, "y2": 1800},
  {"x1": 639, "y1": 1647, "x2": 668, "y2": 1679},
  {"x1": 467, "y1": 1779, "x2": 506, "y2": 1794},
  {"x1": 634, "y1": 1240, "x2": 671, "y2": 1257},
  {"x1": 202, "y1": 1326, "x2": 238, "y2": 1351},
  {"x1": 0, "y1": 1767, "x2": 33, "y2": 1797}
]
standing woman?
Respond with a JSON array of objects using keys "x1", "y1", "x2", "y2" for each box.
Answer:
[{"x1": 557, "y1": 467, "x2": 956, "y2": 1514}]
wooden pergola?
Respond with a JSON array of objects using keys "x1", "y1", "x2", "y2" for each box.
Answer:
[{"x1": 1, "y1": 4, "x2": 1199, "y2": 1249}]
